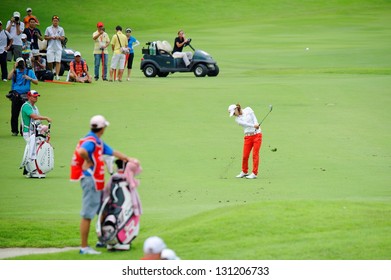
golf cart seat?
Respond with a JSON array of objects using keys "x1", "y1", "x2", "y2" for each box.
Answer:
[{"x1": 156, "y1": 40, "x2": 173, "y2": 56}]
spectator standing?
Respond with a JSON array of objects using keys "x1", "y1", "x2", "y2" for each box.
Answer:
[
  {"x1": 0, "y1": 20, "x2": 13, "y2": 81},
  {"x1": 69, "y1": 51, "x2": 92, "y2": 83},
  {"x1": 6, "y1": 11, "x2": 25, "y2": 62},
  {"x1": 109, "y1": 26, "x2": 127, "y2": 82},
  {"x1": 125, "y1": 28, "x2": 139, "y2": 81},
  {"x1": 23, "y1": 8, "x2": 40, "y2": 28},
  {"x1": 44, "y1": 15, "x2": 65, "y2": 81},
  {"x1": 70, "y1": 115, "x2": 138, "y2": 255},
  {"x1": 23, "y1": 17, "x2": 43, "y2": 51},
  {"x1": 7, "y1": 57, "x2": 38, "y2": 136},
  {"x1": 92, "y1": 22, "x2": 110, "y2": 81}
]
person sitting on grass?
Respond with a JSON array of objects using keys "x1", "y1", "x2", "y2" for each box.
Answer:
[{"x1": 69, "y1": 51, "x2": 92, "y2": 83}]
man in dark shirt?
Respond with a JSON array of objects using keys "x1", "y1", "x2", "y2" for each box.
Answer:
[{"x1": 23, "y1": 18, "x2": 43, "y2": 51}]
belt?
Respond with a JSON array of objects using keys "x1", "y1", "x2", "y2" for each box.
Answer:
[{"x1": 244, "y1": 132, "x2": 260, "y2": 136}]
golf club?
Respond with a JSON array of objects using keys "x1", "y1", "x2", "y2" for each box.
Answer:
[{"x1": 259, "y1": 104, "x2": 273, "y2": 125}]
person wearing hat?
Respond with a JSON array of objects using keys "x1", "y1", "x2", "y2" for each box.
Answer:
[
  {"x1": 23, "y1": 17, "x2": 43, "y2": 52},
  {"x1": 109, "y1": 25, "x2": 128, "y2": 82},
  {"x1": 31, "y1": 49, "x2": 47, "y2": 80},
  {"x1": 44, "y1": 15, "x2": 65, "y2": 80},
  {"x1": 92, "y1": 22, "x2": 110, "y2": 81},
  {"x1": 0, "y1": 20, "x2": 13, "y2": 81},
  {"x1": 7, "y1": 57, "x2": 38, "y2": 136},
  {"x1": 21, "y1": 33, "x2": 31, "y2": 60},
  {"x1": 228, "y1": 103, "x2": 262, "y2": 179},
  {"x1": 23, "y1": 8, "x2": 40, "y2": 29},
  {"x1": 70, "y1": 115, "x2": 138, "y2": 255},
  {"x1": 20, "y1": 90, "x2": 51, "y2": 143},
  {"x1": 125, "y1": 28, "x2": 140, "y2": 81},
  {"x1": 141, "y1": 236, "x2": 167, "y2": 260},
  {"x1": 6, "y1": 11, "x2": 25, "y2": 62},
  {"x1": 69, "y1": 51, "x2": 92, "y2": 83}
]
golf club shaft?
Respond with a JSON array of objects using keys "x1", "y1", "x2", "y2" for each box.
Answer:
[{"x1": 259, "y1": 107, "x2": 273, "y2": 125}]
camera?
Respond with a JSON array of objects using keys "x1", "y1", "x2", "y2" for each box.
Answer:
[
  {"x1": 26, "y1": 59, "x2": 32, "y2": 69},
  {"x1": 14, "y1": 17, "x2": 20, "y2": 23}
]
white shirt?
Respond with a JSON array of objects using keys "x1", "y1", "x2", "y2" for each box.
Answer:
[
  {"x1": 0, "y1": 29, "x2": 12, "y2": 53},
  {"x1": 45, "y1": 25, "x2": 65, "y2": 51},
  {"x1": 235, "y1": 107, "x2": 261, "y2": 134},
  {"x1": 6, "y1": 20, "x2": 25, "y2": 46}
]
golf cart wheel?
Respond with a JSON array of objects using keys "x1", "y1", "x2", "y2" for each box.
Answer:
[
  {"x1": 158, "y1": 72, "x2": 169, "y2": 77},
  {"x1": 208, "y1": 65, "x2": 219, "y2": 77},
  {"x1": 143, "y1": 64, "x2": 157, "y2": 77},
  {"x1": 194, "y1": 64, "x2": 208, "y2": 77}
]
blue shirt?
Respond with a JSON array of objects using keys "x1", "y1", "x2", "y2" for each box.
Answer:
[
  {"x1": 11, "y1": 68, "x2": 37, "y2": 94},
  {"x1": 80, "y1": 132, "x2": 114, "y2": 176},
  {"x1": 127, "y1": 36, "x2": 137, "y2": 54}
]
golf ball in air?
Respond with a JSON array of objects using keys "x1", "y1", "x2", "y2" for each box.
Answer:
[{"x1": 305, "y1": 47, "x2": 309, "y2": 51}]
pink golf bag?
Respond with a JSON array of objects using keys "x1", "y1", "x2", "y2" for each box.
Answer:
[{"x1": 96, "y1": 160, "x2": 142, "y2": 250}]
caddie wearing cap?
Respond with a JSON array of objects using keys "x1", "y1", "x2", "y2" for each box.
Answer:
[
  {"x1": 70, "y1": 115, "x2": 139, "y2": 255},
  {"x1": 20, "y1": 90, "x2": 51, "y2": 142},
  {"x1": 20, "y1": 90, "x2": 52, "y2": 177},
  {"x1": 228, "y1": 103, "x2": 262, "y2": 179}
]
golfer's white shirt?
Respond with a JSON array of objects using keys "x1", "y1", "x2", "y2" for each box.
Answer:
[{"x1": 235, "y1": 107, "x2": 261, "y2": 134}]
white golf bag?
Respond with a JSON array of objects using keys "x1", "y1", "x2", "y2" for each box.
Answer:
[
  {"x1": 20, "y1": 122, "x2": 54, "y2": 178},
  {"x1": 96, "y1": 160, "x2": 142, "y2": 251}
]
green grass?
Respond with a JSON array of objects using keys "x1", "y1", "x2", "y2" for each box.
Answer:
[{"x1": 0, "y1": 0, "x2": 390, "y2": 260}]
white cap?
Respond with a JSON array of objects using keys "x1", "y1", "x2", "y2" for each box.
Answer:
[
  {"x1": 13, "y1": 11, "x2": 21, "y2": 18},
  {"x1": 74, "y1": 51, "x2": 81, "y2": 57},
  {"x1": 21, "y1": 34, "x2": 27, "y2": 39},
  {"x1": 16, "y1": 57, "x2": 24, "y2": 63},
  {"x1": 161, "y1": 248, "x2": 180, "y2": 260},
  {"x1": 90, "y1": 115, "x2": 109, "y2": 129},
  {"x1": 26, "y1": 8, "x2": 32, "y2": 12},
  {"x1": 228, "y1": 104, "x2": 237, "y2": 117},
  {"x1": 143, "y1": 236, "x2": 166, "y2": 254}
]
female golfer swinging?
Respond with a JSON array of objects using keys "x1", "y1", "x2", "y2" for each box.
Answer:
[{"x1": 228, "y1": 103, "x2": 262, "y2": 179}]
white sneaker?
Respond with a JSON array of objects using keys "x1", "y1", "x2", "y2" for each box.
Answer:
[
  {"x1": 236, "y1": 171, "x2": 248, "y2": 178},
  {"x1": 2, "y1": 79, "x2": 7, "y2": 82},
  {"x1": 246, "y1": 173, "x2": 257, "y2": 179},
  {"x1": 56, "y1": 76, "x2": 60, "y2": 81},
  {"x1": 79, "y1": 247, "x2": 101, "y2": 255},
  {"x1": 126, "y1": 77, "x2": 130, "y2": 81}
]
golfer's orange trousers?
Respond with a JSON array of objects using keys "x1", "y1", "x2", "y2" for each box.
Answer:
[{"x1": 242, "y1": 133, "x2": 262, "y2": 175}]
